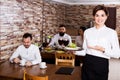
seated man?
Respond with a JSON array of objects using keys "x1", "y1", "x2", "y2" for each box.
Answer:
[
  {"x1": 48, "y1": 24, "x2": 72, "y2": 48},
  {"x1": 9, "y1": 33, "x2": 42, "y2": 66}
]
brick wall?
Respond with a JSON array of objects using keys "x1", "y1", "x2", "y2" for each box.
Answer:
[
  {"x1": 65, "y1": 5, "x2": 94, "y2": 28},
  {"x1": 0, "y1": 0, "x2": 65, "y2": 56},
  {"x1": 65, "y1": 4, "x2": 120, "y2": 34},
  {"x1": 42, "y1": 1, "x2": 66, "y2": 40}
]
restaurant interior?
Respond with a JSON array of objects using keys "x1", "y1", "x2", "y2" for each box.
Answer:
[{"x1": 0, "y1": 0, "x2": 120, "y2": 80}]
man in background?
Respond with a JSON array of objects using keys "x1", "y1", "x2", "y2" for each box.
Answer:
[{"x1": 48, "y1": 24, "x2": 72, "y2": 48}]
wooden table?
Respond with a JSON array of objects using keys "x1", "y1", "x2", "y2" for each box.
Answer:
[
  {"x1": 41, "y1": 51, "x2": 84, "y2": 66},
  {"x1": 0, "y1": 61, "x2": 81, "y2": 80}
]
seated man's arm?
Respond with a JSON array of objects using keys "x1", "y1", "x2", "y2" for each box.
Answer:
[
  {"x1": 9, "y1": 46, "x2": 21, "y2": 63},
  {"x1": 30, "y1": 46, "x2": 42, "y2": 65},
  {"x1": 48, "y1": 35, "x2": 57, "y2": 47}
]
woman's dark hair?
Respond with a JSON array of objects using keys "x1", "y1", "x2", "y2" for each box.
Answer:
[
  {"x1": 78, "y1": 27, "x2": 86, "y2": 35},
  {"x1": 80, "y1": 27, "x2": 86, "y2": 32},
  {"x1": 93, "y1": 5, "x2": 109, "y2": 16},
  {"x1": 23, "y1": 33, "x2": 32, "y2": 40}
]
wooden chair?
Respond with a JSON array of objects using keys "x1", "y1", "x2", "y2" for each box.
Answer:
[
  {"x1": 55, "y1": 53, "x2": 75, "y2": 67},
  {"x1": 23, "y1": 70, "x2": 48, "y2": 80}
]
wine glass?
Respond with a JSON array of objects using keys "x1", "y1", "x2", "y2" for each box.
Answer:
[
  {"x1": 42, "y1": 42, "x2": 48, "y2": 47},
  {"x1": 63, "y1": 38, "x2": 69, "y2": 46},
  {"x1": 58, "y1": 38, "x2": 63, "y2": 45}
]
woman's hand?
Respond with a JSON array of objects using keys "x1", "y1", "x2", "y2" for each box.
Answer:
[{"x1": 88, "y1": 45, "x2": 105, "y2": 53}]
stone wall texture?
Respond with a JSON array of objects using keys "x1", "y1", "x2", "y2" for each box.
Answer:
[
  {"x1": 0, "y1": 0, "x2": 65, "y2": 56},
  {"x1": 0, "y1": 0, "x2": 120, "y2": 57},
  {"x1": 65, "y1": 4, "x2": 120, "y2": 34}
]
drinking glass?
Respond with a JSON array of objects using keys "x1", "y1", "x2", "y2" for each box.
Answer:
[
  {"x1": 63, "y1": 39, "x2": 69, "y2": 46},
  {"x1": 58, "y1": 38, "x2": 63, "y2": 45}
]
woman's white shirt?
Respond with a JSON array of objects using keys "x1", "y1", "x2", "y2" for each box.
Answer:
[{"x1": 75, "y1": 26, "x2": 120, "y2": 59}]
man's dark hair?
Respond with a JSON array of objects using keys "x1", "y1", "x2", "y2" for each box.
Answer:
[
  {"x1": 59, "y1": 24, "x2": 66, "y2": 28},
  {"x1": 23, "y1": 33, "x2": 32, "y2": 40}
]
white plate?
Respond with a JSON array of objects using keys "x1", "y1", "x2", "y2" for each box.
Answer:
[
  {"x1": 64, "y1": 47, "x2": 81, "y2": 50},
  {"x1": 40, "y1": 66, "x2": 47, "y2": 69},
  {"x1": 19, "y1": 64, "x2": 25, "y2": 66},
  {"x1": 56, "y1": 50, "x2": 65, "y2": 54}
]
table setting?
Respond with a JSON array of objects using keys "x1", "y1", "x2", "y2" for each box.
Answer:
[
  {"x1": 40, "y1": 36, "x2": 83, "y2": 54},
  {"x1": 41, "y1": 44, "x2": 82, "y2": 55},
  {"x1": 0, "y1": 61, "x2": 81, "y2": 80}
]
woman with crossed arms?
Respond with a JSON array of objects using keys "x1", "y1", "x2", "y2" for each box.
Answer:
[{"x1": 75, "y1": 5, "x2": 120, "y2": 80}]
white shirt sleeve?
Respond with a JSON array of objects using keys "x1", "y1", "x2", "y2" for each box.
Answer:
[
  {"x1": 104, "y1": 31, "x2": 120, "y2": 58},
  {"x1": 48, "y1": 35, "x2": 57, "y2": 47},
  {"x1": 75, "y1": 50, "x2": 86, "y2": 56},
  {"x1": 9, "y1": 46, "x2": 21, "y2": 63},
  {"x1": 31, "y1": 46, "x2": 42, "y2": 65},
  {"x1": 74, "y1": 33, "x2": 87, "y2": 56}
]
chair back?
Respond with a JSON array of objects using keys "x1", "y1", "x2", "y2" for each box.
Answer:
[
  {"x1": 23, "y1": 70, "x2": 48, "y2": 80},
  {"x1": 55, "y1": 53, "x2": 75, "y2": 67}
]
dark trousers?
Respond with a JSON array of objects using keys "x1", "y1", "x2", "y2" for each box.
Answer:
[{"x1": 81, "y1": 54, "x2": 109, "y2": 80}]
